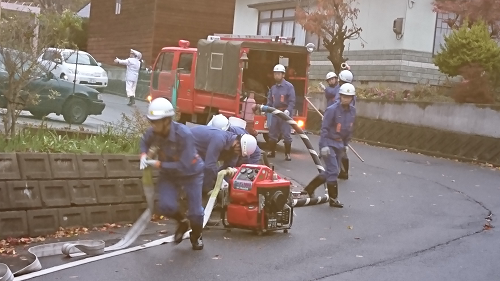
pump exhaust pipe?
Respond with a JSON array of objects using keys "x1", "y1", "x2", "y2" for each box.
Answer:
[{"x1": 341, "y1": 62, "x2": 349, "y2": 69}]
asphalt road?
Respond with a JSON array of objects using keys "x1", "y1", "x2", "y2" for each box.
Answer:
[{"x1": 5, "y1": 95, "x2": 500, "y2": 281}]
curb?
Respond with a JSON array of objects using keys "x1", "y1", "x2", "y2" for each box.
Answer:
[{"x1": 103, "y1": 90, "x2": 149, "y2": 102}]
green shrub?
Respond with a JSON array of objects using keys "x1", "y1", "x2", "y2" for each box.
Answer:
[{"x1": 434, "y1": 20, "x2": 500, "y2": 77}]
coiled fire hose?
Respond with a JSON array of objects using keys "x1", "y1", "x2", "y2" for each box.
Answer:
[
  {"x1": 253, "y1": 104, "x2": 330, "y2": 207},
  {"x1": 0, "y1": 167, "x2": 237, "y2": 281}
]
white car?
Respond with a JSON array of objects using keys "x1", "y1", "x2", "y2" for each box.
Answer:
[{"x1": 38, "y1": 48, "x2": 108, "y2": 92}]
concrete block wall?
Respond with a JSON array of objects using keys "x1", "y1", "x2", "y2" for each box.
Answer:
[
  {"x1": 309, "y1": 49, "x2": 450, "y2": 86},
  {"x1": 0, "y1": 153, "x2": 159, "y2": 239}
]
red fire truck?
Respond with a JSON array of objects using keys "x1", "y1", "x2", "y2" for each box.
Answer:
[{"x1": 147, "y1": 34, "x2": 314, "y2": 140}]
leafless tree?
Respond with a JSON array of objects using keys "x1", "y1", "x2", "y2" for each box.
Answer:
[{"x1": 0, "y1": 9, "x2": 82, "y2": 137}]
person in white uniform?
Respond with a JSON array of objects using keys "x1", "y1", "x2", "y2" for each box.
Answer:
[{"x1": 114, "y1": 49, "x2": 142, "y2": 106}]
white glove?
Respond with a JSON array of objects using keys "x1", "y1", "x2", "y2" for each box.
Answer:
[
  {"x1": 144, "y1": 159, "x2": 159, "y2": 168},
  {"x1": 345, "y1": 146, "x2": 349, "y2": 152},
  {"x1": 139, "y1": 154, "x2": 148, "y2": 170},
  {"x1": 320, "y1": 147, "x2": 330, "y2": 157},
  {"x1": 283, "y1": 110, "x2": 290, "y2": 116},
  {"x1": 114, "y1": 58, "x2": 119, "y2": 63}
]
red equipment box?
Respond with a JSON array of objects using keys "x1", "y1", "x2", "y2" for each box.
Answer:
[{"x1": 222, "y1": 164, "x2": 293, "y2": 234}]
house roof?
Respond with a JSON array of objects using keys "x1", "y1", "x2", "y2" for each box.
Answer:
[{"x1": 77, "y1": 3, "x2": 90, "y2": 18}]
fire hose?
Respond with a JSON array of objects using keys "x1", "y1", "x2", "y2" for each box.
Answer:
[
  {"x1": 253, "y1": 104, "x2": 329, "y2": 207},
  {"x1": 0, "y1": 168, "x2": 237, "y2": 281}
]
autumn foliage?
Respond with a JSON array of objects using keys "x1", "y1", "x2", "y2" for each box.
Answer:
[
  {"x1": 433, "y1": 0, "x2": 500, "y2": 37},
  {"x1": 295, "y1": 0, "x2": 363, "y2": 74},
  {"x1": 451, "y1": 64, "x2": 495, "y2": 104}
]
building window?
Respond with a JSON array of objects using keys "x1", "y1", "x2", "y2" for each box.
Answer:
[
  {"x1": 433, "y1": 12, "x2": 454, "y2": 55},
  {"x1": 257, "y1": 8, "x2": 306, "y2": 46},
  {"x1": 115, "y1": 0, "x2": 121, "y2": 15}
]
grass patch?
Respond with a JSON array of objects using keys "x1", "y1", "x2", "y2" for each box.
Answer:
[{"x1": 0, "y1": 108, "x2": 150, "y2": 154}]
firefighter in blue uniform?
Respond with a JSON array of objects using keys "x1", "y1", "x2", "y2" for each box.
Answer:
[
  {"x1": 335, "y1": 69, "x2": 356, "y2": 107},
  {"x1": 190, "y1": 125, "x2": 258, "y2": 195},
  {"x1": 139, "y1": 98, "x2": 205, "y2": 250},
  {"x1": 209, "y1": 114, "x2": 261, "y2": 165},
  {"x1": 336, "y1": 69, "x2": 355, "y2": 179},
  {"x1": 266, "y1": 64, "x2": 296, "y2": 161},
  {"x1": 300, "y1": 83, "x2": 357, "y2": 208},
  {"x1": 324, "y1": 72, "x2": 340, "y2": 108}
]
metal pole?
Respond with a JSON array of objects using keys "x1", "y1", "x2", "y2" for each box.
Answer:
[
  {"x1": 72, "y1": 50, "x2": 79, "y2": 95},
  {"x1": 304, "y1": 97, "x2": 365, "y2": 162}
]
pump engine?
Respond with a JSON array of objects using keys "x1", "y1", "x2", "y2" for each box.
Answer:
[{"x1": 220, "y1": 164, "x2": 293, "y2": 235}]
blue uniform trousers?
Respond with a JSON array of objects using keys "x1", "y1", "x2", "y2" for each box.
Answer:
[
  {"x1": 269, "y1": 113, "x2": 292, "y2": 143},
  {"x1": 321, "y1": 146, "x2": 345, "y2": 183},
  {"x1": 158, "y1": 172, "x2": 204, "y2": 228}
]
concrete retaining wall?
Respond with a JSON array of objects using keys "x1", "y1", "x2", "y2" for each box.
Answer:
[
  {"x1": 0, "y1": 153, "x2": 159, "y2": 239},
  {"x1": 305, "y1": 92, "x2": 500, "y2": 139}
]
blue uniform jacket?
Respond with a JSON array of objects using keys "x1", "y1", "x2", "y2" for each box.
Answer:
[
  {"x1": 266, "y1": 79, "x2": 296, "y2": 113},
  {"x1": 139, "y1": 122, "x2": 204, "y2": 177},
  {"x1": 319, "y1": 102, "x2": 356, "y2": 150},
  {"x1": 228, "y1": 125, "x2": 261, "y2": 164},
  {"x1": 325, "y1": 85, "x2": 339, "y2": 108},
  {"x1": 190, "y1": 125, "x2": 239, "y2": 191}
]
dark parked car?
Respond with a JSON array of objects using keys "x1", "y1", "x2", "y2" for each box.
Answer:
[{"x1": 0, "y1": 50, "x2": 106, "y2": 124}]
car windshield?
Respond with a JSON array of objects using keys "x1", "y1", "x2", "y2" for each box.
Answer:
[{"x1": 63, "y1": 52, "x2": 98, "y2": 66}]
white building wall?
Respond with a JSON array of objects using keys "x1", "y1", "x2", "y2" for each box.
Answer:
[
  {"x1": 401, "y1": 0, "x2": 437, "y2": 53},
  {"x1": 233, "y1": 0, "x2": 261, "y2": 35},
  {"x1": 232, "y1": 0, "x2": 437, "y2": 53},
  {"x1": 232, "y1": 0, "x2": 445, "y2": 86}
]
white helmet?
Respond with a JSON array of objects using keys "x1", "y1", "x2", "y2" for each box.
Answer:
[
  {"x1": 147, "y1": 98, "x2": 175, "y2": 120},
  {"x1": 339, "y1": 83, "x2": 356, "y2": 96},
  {"x1": 240, "y1": 134, "x2": 258, "y2": 157},
  {"x1": 273, "y1": 64, "x2": 286, "y2": 73},
  {"x1": 325, "y1": 72, "x2": 337, "y2": 80},
  {"x1": 210, "y1": 114, "x2": 230, "y2": 131},
  {"x1": 339, "y1": 70, "x2": 353, "y2": 83}
]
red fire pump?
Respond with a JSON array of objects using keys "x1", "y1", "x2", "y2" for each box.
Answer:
[{"x1": 220, "y1": 164, "x2": 294, "y2": 235}]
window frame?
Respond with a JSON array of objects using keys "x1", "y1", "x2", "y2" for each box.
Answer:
[
  {"x1": 178, "y1": 52, "x2": 194, "y2": 74},
  {"x1": 432, "y1": 12, "x2": 454, "y2": 56},
  {"x1": 115, "y1": 0, "x2": 121, "y2": 15},
  {"x1": 257, "y1": 8, "x2": 297, "y2": 37}
]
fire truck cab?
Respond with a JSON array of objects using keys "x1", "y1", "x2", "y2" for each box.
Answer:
[{"x1": 148, "y1": 34, "x2": 314, "y2": 140}]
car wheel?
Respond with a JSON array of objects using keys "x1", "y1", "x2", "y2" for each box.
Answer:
[
  {"x1": 63, "y1": 98, "x2": 88, "y2": 124},
  {"x1": 29, "y1": 110, "x2": 47, "y2": 119}
]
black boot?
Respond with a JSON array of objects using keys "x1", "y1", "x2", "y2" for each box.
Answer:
[
  {"x1": 284, "y1": 142, "x2": 292, "y2": 161},
  {"x1": 172, "y1": 213, "x2": 190, "y2": 244},
  {"x1": 189, "y1": 224, "x2": 204, "y2": 250},
  {"x1": 327, "y1": 182, "x2": 343, "y2": 208},
  {"x1": 338, "y1": 158, "x2": 349, "y2": 180},
  {"x1": 127, "y1": 97, "x2": 135, "y2": 106},
  {"x1": 267, "y1": 141, "x2": 276, "y2": 158},
  {"x1": 300, "y1": 175, "x2": 326, "y2": 198}
]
